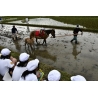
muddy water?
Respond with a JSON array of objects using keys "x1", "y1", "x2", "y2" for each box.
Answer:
[
  {"x1": 0, "y1": 29, "x2": 98, "y2": 81},
  {"x1": 0, "y1": 18, "x2": 98, "y2": 81}
]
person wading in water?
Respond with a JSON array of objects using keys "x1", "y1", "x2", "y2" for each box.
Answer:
[
  {"x1": 70, "y1": 25, "x2": 83, "y2": 44},
  {"x1": 11, "y1": 25, "x2": 18, "y2": 40}
]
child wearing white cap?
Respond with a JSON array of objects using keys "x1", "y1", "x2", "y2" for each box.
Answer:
[
  {"x1": 19, "y1": 59, "x2": 40, "y2": 81},
  {"x1": 47, "y1": 70, "x2": 61, "y2": 81},
  {"x1": 0, "y1": 48, "x2": 17, "y2": 77},
  {"x1": 70, "y1": 75, "x2": 86, "y2": 81},
  {"x1": 12, "y1": 53, "x2": 30, "y2": 81}
]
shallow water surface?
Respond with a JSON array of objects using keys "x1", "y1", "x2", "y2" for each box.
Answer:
[{"x1": 0, "y1": 18, "x2": 98, "y2": 81}]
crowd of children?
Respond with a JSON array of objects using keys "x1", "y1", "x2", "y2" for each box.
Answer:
[{"x1": 0, "y1": 48, "x2": 86, "y2": 81}]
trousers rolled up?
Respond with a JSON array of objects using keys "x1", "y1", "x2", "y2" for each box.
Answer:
[
  {"x1": 12, "y1": 33, "x2": 17, "y2": 40},
  {"x1": 71, "y1": 36, "x2": 77, "y2": 43}
]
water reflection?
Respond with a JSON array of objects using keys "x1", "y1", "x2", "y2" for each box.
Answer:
[
  {"x1": 13, "y1": 40, "x2": 21, "y2": 51},
  {"x1": 25, "y1": 46, "x2": 36, "y2": 59},
  {"x1": 25, "y1": 47, "x2": 56, "y2": 61},
  {"x1": 71, "y1": 42, "x2": 81, "y2": 59}
]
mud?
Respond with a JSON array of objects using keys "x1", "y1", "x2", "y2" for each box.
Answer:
[{"x1": 0, "y1": 19, "x2": 98, "y2": 81}]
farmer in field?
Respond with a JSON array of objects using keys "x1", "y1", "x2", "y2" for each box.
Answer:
[
  {"x1": 70, "y1": 25, "x2": 83, "y2": 44},
  {"x1": 11, "y1": 25, "x2": 18, "y2": 40}
]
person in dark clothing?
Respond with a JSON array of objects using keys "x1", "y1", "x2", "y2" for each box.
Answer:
[
  {"x1": 11, "y1": 26, "x2": 18, "y2": 40},
  {"x1": 70, "y1": 25, "x2": 83, "y2": 44}
]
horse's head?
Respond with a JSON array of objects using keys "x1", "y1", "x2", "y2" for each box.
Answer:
[
  {"x1": 45, "y1": 29, "x2": 55, "y2": 38},
  {"x1": 51, "y1": 29, "x2": 55, "y2": 38}
]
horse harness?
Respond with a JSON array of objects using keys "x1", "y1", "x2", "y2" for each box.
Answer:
[{"x1": 35, "y1": 30, "x2": 45, "y2": 37}]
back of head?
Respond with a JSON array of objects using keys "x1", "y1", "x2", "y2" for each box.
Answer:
[
  {"x1": 48, "y1": 70, "x2": 61, "y2": 81},
  {"x1": 1, "y1": 48, "x2": 11, "y2": 56},
  {"x1": 25, "y1": 73, "x2": 38, "y2": 81},
  {"x1": 19, "y1": 53, "x2": 30, "y2": 62},
  {"x1": 20, "y1": 73, "x2": 38, "y2": 81},
  {"x1": 27, "y1": 59, "x2": 39, "y2": 71},
  {"x1": 13, "y1": 26, "x2": 15, "y2": 28},
  {"x1": 76, "y1": 24, "x2": 79, "y2": 28},
  {"x1": 70, "y1": 75, "x2": 86, "y2": 81},
  {"x1": 21, "y1": 59, "x2": 39, "y2": 79}
]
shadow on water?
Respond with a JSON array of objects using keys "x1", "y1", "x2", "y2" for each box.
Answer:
[
  {"x1": 25, "y1": 46, "x2": 36, "y2": 59},
  {"x1": 71, "y1": 42, "x2": 81, "y2": 59}
]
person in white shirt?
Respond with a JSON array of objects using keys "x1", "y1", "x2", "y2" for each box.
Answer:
[
  {"x1": 19, "y1": 73, "x2": 38, "y2": 81},
  {"x1": 70, "y1": 75, "x2": 86, "y2": 81},
  {"x1": 19, "y1": 59, "x2": 40, "y2": 81},
  {"x1": 0, "y1": 48, "x2": 17, "y2": 77},
  {"x1": 12, "y1": 53, "x2": 30, "y2": 81}
]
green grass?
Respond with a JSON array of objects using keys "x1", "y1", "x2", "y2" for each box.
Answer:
[
  {"x1": 0, "y1": 46, "x2": 71, "y2": 81},
  {"x1": 48, "y1": 16, "x2": 98, "y2": 29},
  {"x1": 1, "y1": 16, "x2": 98, "y2": 29},
  {"x1": 1, "y1": 16, "x2": 98, "y2": 33}
]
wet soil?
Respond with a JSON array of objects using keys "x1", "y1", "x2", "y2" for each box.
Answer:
[
  {"x1": 0, "y1": 19, "x2": 98, "y2": 81},
  {"x1": 0, "y1": 29, "x2": 98, "y2": 81}
]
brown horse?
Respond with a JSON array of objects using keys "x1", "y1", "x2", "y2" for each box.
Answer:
[
  {"x1": 30, "y1": 29, "x2": 55, "y2": 45},
  {"x1": 25, "y1": 37, "x2": 35, "y2": 49}
]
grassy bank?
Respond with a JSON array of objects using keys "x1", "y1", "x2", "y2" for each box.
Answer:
[
  {"x1": 1, "y1": 16, "x2": 98, "y2": 29},
  {"x1": 0, "y1": 46, "x2": 71, "y2": 81},
  {"x1": 1, "y1": 16, "x2": 98, "y2": 33},
  {"x1": 1, "y1": 22, "x2": 98, "y2": 33}
]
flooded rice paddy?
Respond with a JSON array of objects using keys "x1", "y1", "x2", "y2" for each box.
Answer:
[{"x1": 0, "y1": 18, "x2": 98, "y2": 81}]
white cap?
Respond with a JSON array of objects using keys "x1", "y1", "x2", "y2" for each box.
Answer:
[
  {"x1": 70, "y1": 75, "x2": 86, "y2": 81},
  {"x1": 19, "y1": 53, "x2": 30, "y2": 62},
  {"x1": 27, "y1": 59, "x2": 39, "y2": 71},
  {"x1": 48, "y1": 70, "x2": 61, "y2": 81},
  {"x1": 1, "y1": 48, "x2": 11, "y2": 56}
]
